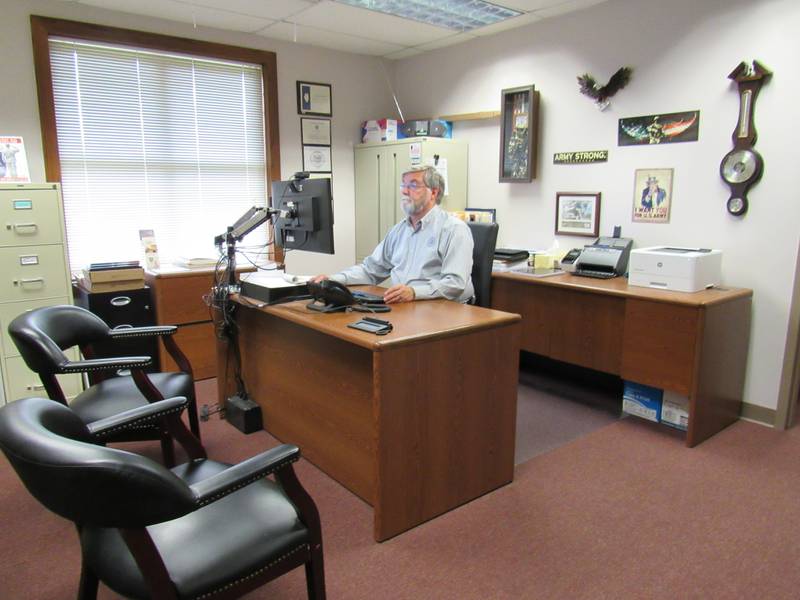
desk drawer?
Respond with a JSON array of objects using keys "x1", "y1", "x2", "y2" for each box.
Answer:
[
  {"x1": 621, "y1": 299, "x2": 698, "y2": 395},
  {"x1": 0, "y1": 187, "x2": 64, "y2": 247},
  {"x1": 153, "y1": 275, "x2": 213, "y2": 325},
  {"x1": 0, "y1": 245, "x2": 69, "y2": 302},
  {"x1": 160, "y1": 321, "x2": 216, "y2": 380},
  {"x1": 73, "y1": 285, "x2": 154, "y2": 327}
]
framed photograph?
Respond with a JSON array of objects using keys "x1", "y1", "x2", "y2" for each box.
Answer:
[
  {"x1": 555, "y1": 192, "x2": 601, "y2": 237},
  {"x1": 632, "y1": 168, "x2": 673, "y2": 223},
  {"x1": 464, "y1": 208, "x2": 497, "y2": 223},
  {"x1": 297, "y1": 81, "x2": 332, "y2": 117},
  {"x1": 499, "y1": 85, "x2": 540, "y2": 183},
  {"x1": 302, "y1": 145, "x2": 332, "y2": 173},
  {"x1": 301, "y1": 118, "x2": 331, "y2": 145}
]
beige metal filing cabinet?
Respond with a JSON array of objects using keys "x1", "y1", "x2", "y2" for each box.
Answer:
[
  {"x1": 0, "y1": 183, "x2": 81, "y2": 404},
  {"x1": 354, "y1": 137, "x2": 468, "y2": 262}
]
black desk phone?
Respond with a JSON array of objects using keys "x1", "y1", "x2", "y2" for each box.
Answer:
[{"x1": 307, "y1": 280, "x2": 390, "y2": 313}]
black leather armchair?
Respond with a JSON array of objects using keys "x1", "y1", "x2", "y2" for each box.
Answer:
[
  {"x1": 467, "y1": 221, "x2": 499, "y2": 307},
  {"x1": 0, "y1": 397, "x2": 325, "y2": 600},
  {"x1": 8, "y1": 304, "x2": 201, "y2": 466}
]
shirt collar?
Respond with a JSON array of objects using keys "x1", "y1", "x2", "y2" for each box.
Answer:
[{"x1": 406, "y1": 204, "x2": 441, "y2": 231}]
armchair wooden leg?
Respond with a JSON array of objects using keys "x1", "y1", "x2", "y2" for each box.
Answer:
[
  {"x1": 160, "y1": 432, "x2": 175, "y2": 468},
  {"x1": 305, "y1": 545, "x2": 326, "y2": 600},
  {"x1": 187, "y1": 395, "x2": 201, "y2": 441},
  {"x1": 77, "y1": 563, "x2": 99, "y2": 600}
]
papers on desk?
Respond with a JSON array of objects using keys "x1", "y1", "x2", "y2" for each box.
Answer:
[
  {"x1": 509, "y1": 266, "x2": 563, "y2": 278},
  {"x1": 174, "y1": 256, "x2": 219, "y2": 268},
  {"x1": 492, "y1": 259, "x2": 527, "y2": 272}
]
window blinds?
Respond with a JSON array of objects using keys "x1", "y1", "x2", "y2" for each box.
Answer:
[{"x1": 49, "y1": 39, "x2": 268, "y2": 270}]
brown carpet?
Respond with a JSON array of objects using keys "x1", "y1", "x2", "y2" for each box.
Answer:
[{"x1": 2, "y1": 380, "x2": 799, "y2": 599}]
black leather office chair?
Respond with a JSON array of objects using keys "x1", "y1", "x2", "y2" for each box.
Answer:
[
  {"x1": 8, "y1": 304, "x2": 200, "y2": 466},
  {"x1": 467, "y1": 221, "x2": 499, "y2": 307},
  {"x1": 0, "y1": 396, "x2": 325, "y2": 600}
]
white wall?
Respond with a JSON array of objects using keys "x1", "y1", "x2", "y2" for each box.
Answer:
[
  {"x1": 392, "y1": 0, "x2": 800, "y2": 412},
  {"x1": 0, "y1": 0, "x2": 396, "y2": 277}
]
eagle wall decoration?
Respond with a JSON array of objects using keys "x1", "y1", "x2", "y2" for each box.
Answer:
[{"x1": 577, "y1": 67, "x2": 632, "y2": 110}]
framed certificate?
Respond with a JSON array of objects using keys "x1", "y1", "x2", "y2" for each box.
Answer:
[
  {"x1": 301, "y1": 118, "x2": 331, "y2": 145},
  {"x1": 303, "y1": 145, "x2": 332, "y2": 173},
  {"x1": 297, "y1": 81, "x2": 332, "y2": 116}
]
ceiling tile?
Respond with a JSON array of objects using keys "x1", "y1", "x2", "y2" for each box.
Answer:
[
  {"x1": 471, "y1": 11, "x2": 542, "y2": 36},
  {"x1": 78, "y1": 0, "x2": 275, "y2": 32},
  {"x1": 292, "y1": 1, "x2": 450, "y2": 47},
  {"x1": 179, "y1": 0, "x2": 315, "y2": 21},
  {"x1": 383, "y1": 47, "x2": 426, "y2": 60},
  {"x1": 414, "y1": 32, "x2": 477, "y2": 52},
  {"x1": 259, "y1": 21, "x2": 406, "y2": 56},
  {"x1": 533, "y1": 0, "x2": 609, "y2": 19},
  {"x1": 491, "y1": 0, "x2": 566, "y2": 10}
]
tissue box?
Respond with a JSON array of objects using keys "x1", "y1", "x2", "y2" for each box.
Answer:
[
  {"x1": 361, "y1": 119, "x2": 400, "y2": 142},
  {"x1": 622, "y1": 381, "x2": 663, "y2": 422}
]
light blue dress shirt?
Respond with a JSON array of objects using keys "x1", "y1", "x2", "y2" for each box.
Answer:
[{"x1": 331, "y1": 205, "x2": 474, "y2": 302}]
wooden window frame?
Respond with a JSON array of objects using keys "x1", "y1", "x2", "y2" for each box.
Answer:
[{"x1": 29, "y1": 15, "x2": 282, "y2": 259}]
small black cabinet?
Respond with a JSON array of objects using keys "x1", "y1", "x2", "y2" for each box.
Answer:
[{"x1": 72, "y1": 285, "x2": 159, "y2": 382}]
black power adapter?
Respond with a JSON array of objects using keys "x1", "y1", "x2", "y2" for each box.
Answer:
[{"x1": 225, "y1": 394, "x2": 263, "y2": 434}]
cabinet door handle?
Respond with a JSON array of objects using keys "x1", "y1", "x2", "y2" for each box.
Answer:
[
  {"x1": 26, "y1": 383, "x2": 46, "y2": 391},
  {"x1": 14, "y1": 277, "x2": 45, "y2": 287},
  {"x1": 10, "y1": 222, "x2": 39, "y2": 234},
  {"x1": 110, "y1": 296, "x2": 132, "y2": 306}
]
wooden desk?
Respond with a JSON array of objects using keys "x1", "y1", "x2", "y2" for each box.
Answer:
[
  {"x1": 491, "y1": 272, "x2": 752, "y2": 447},
  {"x1": 145, "y1": 266, "x2": 252, "y2": 380},
  {"x1": 224, "y1": 293, "x2": 521, "y2": 541}
]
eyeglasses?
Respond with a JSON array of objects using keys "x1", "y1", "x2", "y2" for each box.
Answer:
[{"x1": 399, "y1": 181, "x2": 428, "y2": 192}]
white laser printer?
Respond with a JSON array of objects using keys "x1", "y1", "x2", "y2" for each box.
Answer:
[{"x1": 628, "y1": 246, "x2": 722, "y2": 292}]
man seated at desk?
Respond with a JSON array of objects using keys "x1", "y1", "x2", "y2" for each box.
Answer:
[{"x1": 311, "y1": 165, "x2": 474, "y2": 304}]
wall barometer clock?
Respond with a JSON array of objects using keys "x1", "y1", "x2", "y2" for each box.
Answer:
[{"x1": 720, "y1": 60, "x2": 772, "y2": 216}]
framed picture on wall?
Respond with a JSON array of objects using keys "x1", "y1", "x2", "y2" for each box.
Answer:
[
  {"x1": 301, "y1": 118, "x2": 331, "y2": 145},
  {"x1": 632, "y1": 168, "x2": 673, "y2": 223},
  {"x1": 297, "y1": 81, "x2": 332, "y2": 117},
  {"x1": 302, "y1": 145, "x2": 332, "y2": 173},
  {"x1": 499, "y1": 85, "x2": 540, "y2": 183},
  {"x1": 555, "y1": 192, "x2": 601, "y2": 237}
]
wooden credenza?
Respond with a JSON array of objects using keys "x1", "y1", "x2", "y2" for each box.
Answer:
[
  {"x1": 491, "y1": 272, "x2": 753, "y2": 447},
  {"x1": 221, "y1": 290, "x2": 521, "y2": 541},
  {"x1": 146, "y1": 266, "x2": 252, "y2": 380}
]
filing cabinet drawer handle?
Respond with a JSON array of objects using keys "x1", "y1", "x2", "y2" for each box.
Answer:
[
  {"x1": 11, "y1": 222, "x2": 39, "y2": 234},
  {"x1": 110, "y1": 296, "x2": 132, "y2": 306},
  {"x1": 14, "y1": 277, "x2": 45, "y2": 287},
  {"x1": 26, "y1": 383, "x2": 46, "y2": 391},
  {"x1": 113, "y1": 324, "x2": 134, "y2": 330}
]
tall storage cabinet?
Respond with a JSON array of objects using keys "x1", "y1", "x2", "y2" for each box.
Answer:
[
  {"x1": 0, "y1": 183, "x2": 81, "y2": 404},
  {"x1": 354, "y1": 137, "x2": 468, "y2": 262}
]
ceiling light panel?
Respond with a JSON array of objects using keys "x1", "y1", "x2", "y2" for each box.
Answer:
[{"x1": 332, "y1": 0, "x2": 522, "y2": 31}]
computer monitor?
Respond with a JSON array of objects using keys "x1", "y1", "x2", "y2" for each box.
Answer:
[{"x1": 272, "y1": 177, "x2": 334, "y2": 255}]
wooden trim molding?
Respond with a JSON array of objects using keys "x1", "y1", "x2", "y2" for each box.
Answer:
[{"x1": 29, "y1": 15, "x2": 282, "y2": 258}]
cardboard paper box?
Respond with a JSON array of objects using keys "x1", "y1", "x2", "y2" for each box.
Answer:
[
  {"x1": 622, "y1": 381, "x2": 663, "y2": 422},
  {"x1": 661, "y1": 391, "x2": 689, "y2": 430},
  {"x1": 361, "y1": 119, "x2": 400, "y2": 142}
]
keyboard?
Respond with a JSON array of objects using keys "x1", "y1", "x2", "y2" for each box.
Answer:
[
  {"x1": 575, "y1": 269, "x2": 616, "y2": 279},
  {"x1": 351, "y1": 290, "x2": 386, "y2": 304}
]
